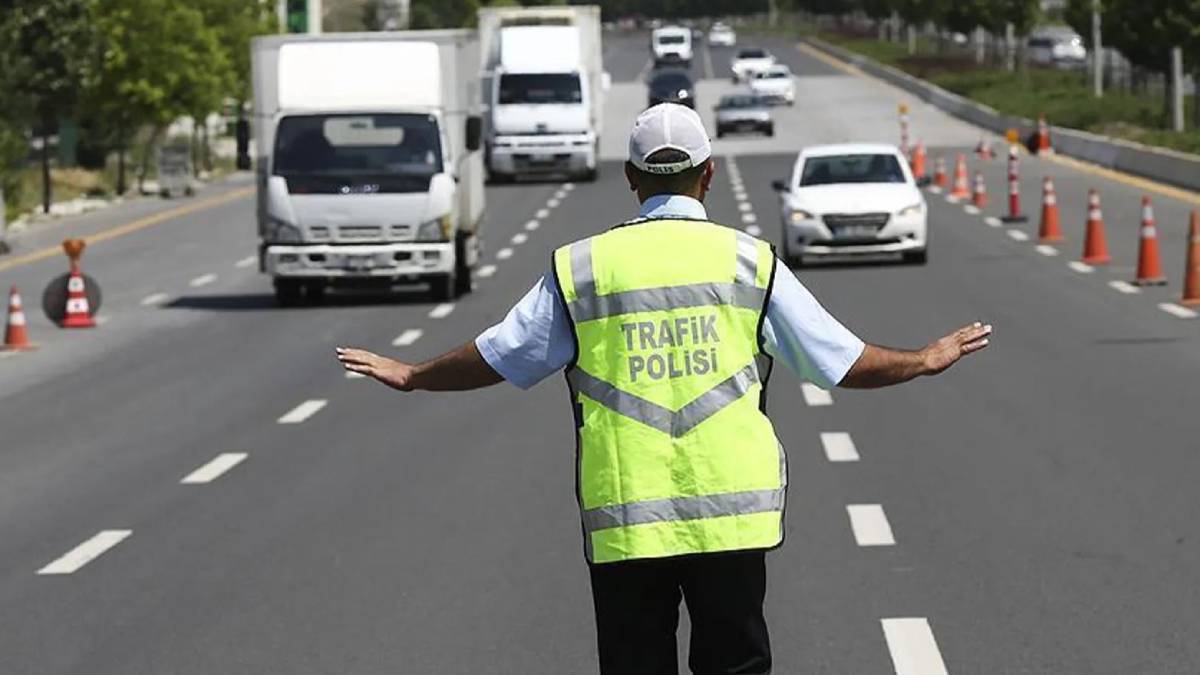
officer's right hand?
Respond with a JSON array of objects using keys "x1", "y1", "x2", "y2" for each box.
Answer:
[{"x1": 336, "y1": 347, "x2": 416, "y2": 391}]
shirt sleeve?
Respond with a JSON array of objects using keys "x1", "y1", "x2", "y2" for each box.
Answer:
[
  {"x1": 761, "y1": 259, "x2": 866, "y2": 389},
  {"x1": 475, "y1": 272, "x2": 575, "y2": 390}
]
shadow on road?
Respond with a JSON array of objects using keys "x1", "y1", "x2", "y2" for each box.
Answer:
[{"x1": 167, "y1": 289, "x2": 435, "y2": 311}]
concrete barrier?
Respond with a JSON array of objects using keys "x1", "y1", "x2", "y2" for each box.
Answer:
[{"x1": 805, "y1": 36, "x2": 1200, "y2": 193}]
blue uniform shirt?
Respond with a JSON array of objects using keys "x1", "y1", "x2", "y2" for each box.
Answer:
[{"x1": 475, "y1": 194, "x2": 865, "y2": 390}]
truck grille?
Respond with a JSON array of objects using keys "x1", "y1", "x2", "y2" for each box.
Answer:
[{"x1": 338, "y1": 225, "x2": 384, "y2": 239}]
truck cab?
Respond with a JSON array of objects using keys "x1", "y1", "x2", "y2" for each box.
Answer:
[{"x1": 651, "y1": 26, "x2": 693, "y2": 68}]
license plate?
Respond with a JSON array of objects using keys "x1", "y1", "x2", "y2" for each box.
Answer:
[
  {"x1": 344, "y1": 254, "x2": 375, "y2": 270},
  {"x1": 529, "y1": 154, "x2": 555, "y2": 164},
  {"x1": 834, "y1": 225, "x2": 878, "y2": 239}
]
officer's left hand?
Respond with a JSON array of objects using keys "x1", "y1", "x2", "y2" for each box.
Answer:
[{"x1": 336, "y1": 347, "x2": 415, "y2": 391}]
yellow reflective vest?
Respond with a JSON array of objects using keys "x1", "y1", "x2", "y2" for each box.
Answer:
[{"x1": 552, "y1": 218, "x2": 787, "y2": 564}]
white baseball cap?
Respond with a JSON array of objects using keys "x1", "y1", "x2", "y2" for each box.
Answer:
[{"x1": 628, "y1": 103, "x2": 712, "y2": 175}]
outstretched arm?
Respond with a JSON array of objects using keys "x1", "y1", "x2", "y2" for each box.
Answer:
[
  {"x1": 839, "y1": 322, "x2": 992, "y2": 389},
  {"x1": 336, "y1": 342, "x2": 504, "y2": 392}
]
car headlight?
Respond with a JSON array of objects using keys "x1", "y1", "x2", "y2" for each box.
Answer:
[
  {"x1": 896, "y1": 202, "x2": 924, "y2": 218},
  {"x1": 266, "y1": 217, "x2": 302, "y2": 244},
  {"x1": 789, "y1": 209, "x2": 815, "y2": 223},
  {"x1": 416, "y1": 215, "x2": 452, "y2": 242}
]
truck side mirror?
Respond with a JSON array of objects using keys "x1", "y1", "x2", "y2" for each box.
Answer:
[
  {"x1": 771, "y1": 179, "x2": 788, "y2": 192},
  {"x1": 235, "y1": 119, "x2": 251, "y2": 171},
  {"x1": 465, "y1": 115, "x2": 482, "y2": 152}
]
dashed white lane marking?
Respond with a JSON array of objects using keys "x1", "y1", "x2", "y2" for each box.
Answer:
[
  {"x1": 928, "y1": 185, "x2": 943, "y2": 194},
  {"x1": 345, "y1": 370, "x2": 365, "y2": 379},
  {"x1": 801, "y1": 383, "x2": 833, "y2": 406},
  {"x1": 563, "y1": 182, "x2": 575, "y2": 191},
  {"x1": 235, "y1": 255, "x2": 257, "y2": 268},
  {"x1": 636, "y1": 58, "x2": 653, "y2": 81},
  {"x1": 1108, "y1": 280, "x2": 1140, "y2": 295},
  {"x1": 189, "y1": 273, "x2": 217, "y2": 288},
  {"x1": 428, "y1": 303, "x2": 455, "y2": 319},
  {"x1": 1159, "y1": 302, "x2": 1199, "y2": 319},
  {"x1": 38, "y1": 530, "x2": 132, "y2": 575},
  {"x1": 1006, "y1": 229, "x2": 1030, "y2": 241},
  {"x1": 554, "y1": 189, "x2": 567, "y2": 200},
  {"x1": 944, "y1": 195, "x2": 960, "y2": 204},
  {"x1": 741, "y1": 213, "x2": 758, "y2": 224},
  {"x1": 846, "y1": 504, "x2": 895, "y2": 546},
  {"x1": 881, "y1": 618, "x2": 950, "y2": 675},
  {"x1": 963, "y1": 204, "x2": 980, "y2": 215},
  {"x1": 181, "y1": 452, "x2": 248, "y2": 484},
  {"x1": 738, "y1": 202, "x2": 753, "y2": 212},
  {"x1": 536, "y1": 208, "x2": 550, "y2": 219},
  {"x1": 94, "y1": 315, "x2": 111, "y2": 326},
  {"x1": 746, "y1": 225, "x2": 762, "y2": 237},
  {"x1": 821, "y1": 432, "x2": 859, "y2": 462},
  {"x1": 478, "y1": 264, "x2": 497, "y2": 278},
  {"x1": 512, "y1": 233, "x2": 528, "y2": 245},
  {"x1": 278, "y1": 399, "x2": 327, "y2": 424},
  {"x1": 0, "y1": 351, "x2": 16, "y2": 359},
  {"x1": 496, "y1": 248, "x2": 513, "y2": 260},
  {"x1": 984, "y1": 216, "x2": 1002, "y2": 227},
  {"x1": 547, "y1": 198, "x2": 560, "y2": 209},
  {"x1": 392, "y1": 328, "x2": 423, "y2": 346},
  {"x1": 140, "y1": 292, "x2": 170, "y2": 307},
  {"x1": 525, "y1": 219, "x2": 540, "y2": 231},
  {"x1": 1067, "y1": 261, "x2": 1095, "y2": 274},
  {"x1": 1035, "y1": 245, "x2": 1059, "y2": 256}
]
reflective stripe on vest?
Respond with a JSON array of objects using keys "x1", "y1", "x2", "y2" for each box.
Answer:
[{"x1": 553, "y1": 219, "x2": 786, "y2": 564}]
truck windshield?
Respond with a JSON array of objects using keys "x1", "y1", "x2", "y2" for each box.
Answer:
[
  {"x1": 656, "y1": 35, "x2": 686, "y2": 45},
  {"x1": 800, "y1": 154, "x2": 906, "y2": 186},
  {"x1": 273, "y1": 114, "x2": 442, "y2": 193},
  {"x1": 498, "y1": 74, "x2": 582, "y2": 105}
]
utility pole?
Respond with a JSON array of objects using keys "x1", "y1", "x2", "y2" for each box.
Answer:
[
  {"x1": 768, "y1": 0, "x2": 778, "y2": 29},
  {"x1": 1171, "y1": 47, "x2": 1184, "y2": 132},
  {"x1": 1091, "y1": 0, "x2": 1103, "y2": 98},
  {"x1": 1004, "y1": 22, "x2": 1015, "y2": 72}
]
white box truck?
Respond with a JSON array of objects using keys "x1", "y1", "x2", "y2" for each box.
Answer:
[
  {"x1": 250, "y1": 30, "x2": 485, "y2": 305},
  {"x1": 478, "y1": 6, "x2": 607, "y2": 182}
]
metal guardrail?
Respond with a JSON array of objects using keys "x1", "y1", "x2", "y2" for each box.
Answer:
[{"x1": 804, "y1": 36, "x2": 1200, "y2": 194}]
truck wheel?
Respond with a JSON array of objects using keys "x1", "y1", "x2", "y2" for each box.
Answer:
[
  {"x1": 581, "y1": 165, "x2": 598, "y2": 182},
  {"x1": 274, "y1": 280, "x2": 302, "y2": 307},
  {"x1": 304, "y1": 283, "x2": 327, "y2": 305},
  {"x1": 454, "y1": 237, "x2": 473, "y2": 296},
  {"x1": 431, "y1": 272, "x2": 456, "y2": 302}
]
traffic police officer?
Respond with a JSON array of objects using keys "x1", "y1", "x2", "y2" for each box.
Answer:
[{"x1": 337, "y1": 103, "x2": 992, "y2": 674}]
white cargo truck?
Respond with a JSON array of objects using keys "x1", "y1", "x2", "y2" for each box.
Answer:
[
  {"x1": 250, "y1": 30, "x2": 485, "y2": 305},
  {"x1": 478, "y1": 6, "x2": 607, "y2": 182}
]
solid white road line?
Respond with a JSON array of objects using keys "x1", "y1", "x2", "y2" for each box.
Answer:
[
  {"x1": 140, "y1": 292, "x2": 170, "y2": 307},
  {"x1": 1108, "y1": 280, "x2": 1140, "y2": 294},
  {"x1": 512, "y1": 233, "x2": 528, "y2": 245},
  {"x1": 189, "y1": 273, "x2": 217, "y2": 288},
  {"x1": 702, "y1": 41, "x2": 715, "y2": 80},
  {"x1": 181, "y1": 452, "x2": 247, "y2": 485},
  {"x1": 984, "y1": 216, "x2": 1002, "y2": 227},
  {"x1": 278, "y1": 399, "x2": 327, "y2": 424},
  {"x1": 881, "y1": 618, "x2": 950, "y2": 675},
  {"x1": 38, "y1": 530, "x2": 132, "y2": 575},
  {"x1": 746, "y1": 225, "x2": 762, "y2": 237},
  {"x1": 536, "y1": 208, "x2": 550, "y2": 219},
  {"x1": 235, "y1": 255, "x2": 257, "y2": 268},
  {"x1": 428, "y1": 303, "x2": 455, "y2": 319},
  {"x1": 496, "y1": 248, "x2": 513, "y2": 260},
  {"x1": 477, "y1": 264, "x2": 497, "y2": 278},
  {"x1": 547, "y1": 198, "x2": 561, "y2": 209},
  {"x1": 1035, "y1": 245, "x2": 1059, "y2": 256},
  {"x1": 741, "y1": 213, "x2": 758, "y2": 224},
  {"x1": 821, "y1": 432, "x2": 859, "y2": 462},
  {"x1": 1067, "y1": 261, "x2": 1095, "y2": 274},
  {"x1": 392, "y1": 329, "x2": 423, "y2": 346},
  {"x1": 525, "y1": 219, "x2": 540, "y2": 231},
  {"x1": 801, "y1": 382, "x2": 833, "y2": 406},
  {"x1": 963, "y1": 204, "x2": 980, "y2": 215},
  {"x1": 846, "y1": 504, "x2": 895, "y2": 546},
  {"x1": 1007, "y1": 229, "x2": 1030, "y2": 241},
  {"x1": 1159, "y1": 302, "x2": 1199, "y2": 319}
]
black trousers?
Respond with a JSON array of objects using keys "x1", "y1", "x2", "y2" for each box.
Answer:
[{"x1": 587, "y1": 550, "x2": 771, "y2": 675}]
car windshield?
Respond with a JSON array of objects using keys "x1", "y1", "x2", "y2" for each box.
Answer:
[
  {"x1": 718, "y1": 95, "x2": 762, "y2": 109},
  {"x1": 657, "y1": 35, "x2": 686, "y2": 45},
  {"x1": 499, "y1": 73, "x2": 582, "y2": 105},
  {"x1": 273, "y1": 114, "x2": 442, "y2": 193},
  {"x1": 759, "y1": 70, "x2": 789, "y2": 79},
  {"x1": 800, "y1": 154, "x2": 906, "y2": 186},
  {"x1": 738, "y1": 49, "x2": 767, "y2": 59}
]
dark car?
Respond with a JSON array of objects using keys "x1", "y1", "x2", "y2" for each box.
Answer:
[
  {"x1": 647, "y1": 69, "x2": 695, "y2": 109},
  {"x1": 714, "y1": 94, "x2": 773, "y2": 138}
]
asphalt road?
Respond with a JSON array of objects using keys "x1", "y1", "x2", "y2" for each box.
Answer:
[{"x1": 2, "y1": 29, "x2": 1200, "y2": 674}]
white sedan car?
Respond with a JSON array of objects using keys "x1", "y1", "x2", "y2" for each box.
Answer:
[
  {"x1": 774, "y1": 144, "x2": 927, "y2": 265},
  {"x1": 708, "y1": 23, "x2": 736, "y2": 47},
  {"x1": 731, "y1": 47, "x2": 775, "y2": 82},
  {"x1": 749, "y1": 64, "x2": 795, "y2": 105}
]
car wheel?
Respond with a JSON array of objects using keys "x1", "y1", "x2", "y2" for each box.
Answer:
[
  {"x1": 764, "y1": 125, "x2": 774, "y2": 137},
  {"x1": 903, "y1": 249, "x2": 928, "y2": 265}
]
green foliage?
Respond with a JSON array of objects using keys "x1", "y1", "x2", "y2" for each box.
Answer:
[{"x1": 410, "y1": 0, "x2": 481, "y2": 28}]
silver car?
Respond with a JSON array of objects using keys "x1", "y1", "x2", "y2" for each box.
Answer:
[{"x1": 714, "y1": 94, "x2": 773, "y2": 138}]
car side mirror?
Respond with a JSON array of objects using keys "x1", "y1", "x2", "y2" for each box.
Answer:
[
  {"x1": 771, "y1": 179, "x2": 787, "y2": 192},
  {"x1": 465, "y1": 115, "x2": 482, "y2": 152}
]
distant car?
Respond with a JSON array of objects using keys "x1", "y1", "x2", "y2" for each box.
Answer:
[
  {"x1": 708, "y1": 24, "x2": 736, "y2": 47},
  {"x1": 1027, "y1": 28, "x2": 1087, "y2": 69},
  {"x1": 773, "y1": 144, "x2": 927, "y2": 265},
  {"x1": 714, "y1": 94, "x2": 772, "y2": 138},
  {"x1": 731, "y1": 47, "x2": 775, "y2": 82},
  {"x1": 651, "y1": 26, "x2": 693, "y2": 68},
  {"x1": 647, "y1": 69, "x2": 695, "y2": 108},
  {"x1": 749, "y1": 64, "x2": 795, "y2": 105}
]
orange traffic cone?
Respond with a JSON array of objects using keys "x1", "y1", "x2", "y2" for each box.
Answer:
[
  {"x1": 949, "y1": 154, "x2": 970, "y2": 200},
  {"x1": 1182, "y1": 211, "x2": 1200, "y2": 306},
  {"x1": 1081, "y1": 189, "x2": 1111, "y2": 265},
  {"x1": 61, "y1": 262, "x2": 97, "y2": 328},
  {"x1": 972, "y1": 171, "x2": 988, "y2": 209},
  {"x1": 975, "y1": 138, "x2": 994, "y2": 161},
  {"x1": 911, "y1": 141, "x2": 927, "y2": 183},
  {"x1": 932, "y1": 157, "x2": 947, "y2": 189},
  {"x1": 1038, "y1": 177, "x2": 1064, "y2": 243},
  {"x1": 2, "y1": 286, "x2": 35, "y2": 350},
  {"x1": 1036, "y1": 114, "x2": 1053, "y2": 155},
  {"x1": 1133, "y1": 196, "x2": 1167, "y2": 286}
]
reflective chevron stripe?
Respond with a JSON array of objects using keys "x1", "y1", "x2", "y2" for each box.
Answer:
[
  {"x1": 582, "y1": 487, "x2": 786, "y2": 533},
  {"x1": 568, "y1": 283, "x2": 766, "y2": 322}
]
